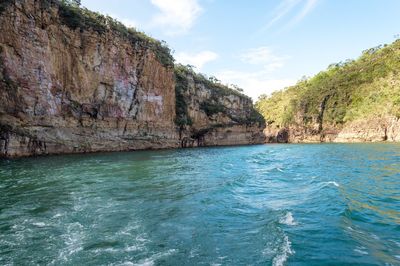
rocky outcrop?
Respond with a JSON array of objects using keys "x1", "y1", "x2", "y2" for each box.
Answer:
[
  {"x1": 0, "y1": 0, "x2": 264, "y2": 157},
  {"x1": 334, "y1": 117, "x2": 400, "y2": 142},
  {"x1": 175, "y1": 66, "x2": 265, "y2": 148},
  {"x1": 264, "y1": 116, "x2": 400, "y2": 143}
]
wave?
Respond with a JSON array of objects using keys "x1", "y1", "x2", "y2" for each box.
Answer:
[
  {"x1": 129, "y1": 249, "x2": 177, "y2": 266},
  {"x1": 354, "y1": 246, "x2": 368, "y2": 255},
  {"x1": 279, "y1": 212, "x2": 297, "y2": 226},
  {"x1": 32, "y1": 222, "x2": 46, "y2": 227},
  {"x1": 272, "y1": 235, "x2": 294, "y2": 266},
  {"x1": 322, "y1": 181, "x2": 340, "y2": 187}
]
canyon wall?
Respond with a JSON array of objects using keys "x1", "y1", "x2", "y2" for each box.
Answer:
[
  {"x1": 264, "y1": 116, "x2": 400, "y2": 143},
  {"x1": 175, "y1": 66, "x2": 265, "y2": 147},
  {"x1": 0, "y1": 0, "x2": 264, "y2": 157}
]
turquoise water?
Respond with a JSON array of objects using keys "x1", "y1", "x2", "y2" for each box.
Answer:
[{"x1": 0, "y1": 144, "x2": 400, "y2": 265}]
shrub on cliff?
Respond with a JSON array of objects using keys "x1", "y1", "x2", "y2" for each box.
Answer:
[
  {"x1": 0, "y1": 0, "x2": 173, "y2": 67},
  {"x1": 174, "y1": 64, "x2": 265, "y2": 127},
  {"x1": 55, "y1": 0, "x2": 174, "y2": 67},
  {"x1": 174, "y1": 65, "x2": 192, "y2": 127},
  {"x1": 175, "y1": 64, "x2": 251, "y2": 100}
]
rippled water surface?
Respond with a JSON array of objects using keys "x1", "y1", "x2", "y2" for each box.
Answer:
[{"x1": 1, "y1": 144, "x2": 400, "y2": 265}]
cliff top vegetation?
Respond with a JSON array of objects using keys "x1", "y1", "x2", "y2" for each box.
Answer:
[
  {"x1": 175, "y1": 64, "x2": 264, "y2": 127},
  {"x1": 175, "y1": 64, "x2": 251, "y2": 99},
  {"x1": 0, "y1": 0, "x2": 174, "y2": 67}
]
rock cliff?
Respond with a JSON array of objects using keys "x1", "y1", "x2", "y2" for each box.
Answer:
[
  {"x1": 263, "y1": 116, "x2": 400, "y2": 143},
  {"x1": 175, "y1": 65, "x2": 265, "y2": 147},
  {"x1": 0, "y1": 0, "x2": 264, "y2": 157}
]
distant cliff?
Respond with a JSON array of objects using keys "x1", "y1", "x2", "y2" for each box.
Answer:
[
  {"x1": 256, "y1": 40, "x2": 400, "y2": 143},
  {"x1": 0, "y1": 0, "x2": 264, "y2": 157},
  {"x1": 175, "y1": 65, "x2": 265, "y2": 147}
]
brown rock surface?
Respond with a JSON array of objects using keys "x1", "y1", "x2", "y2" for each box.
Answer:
[
  {"x1": 175, "y1": 69, "x2": 265, "y2": 148},
  {"x1": 0, "y1": 0, "x2": 265, "y2": 157},
  {"x1": 264, "y1": 116, "x2": 400, "y2": 143}
]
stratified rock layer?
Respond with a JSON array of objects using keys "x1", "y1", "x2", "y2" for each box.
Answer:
[
  {"x1": 264, "y1": 117, "x2": 400, "y2": 143},
  {"x1": 0, "y1": 0, "x2": 264, "y2": 157},
  {"x1": 175, "y1": 68, "x2": 265, "y2": 148}
]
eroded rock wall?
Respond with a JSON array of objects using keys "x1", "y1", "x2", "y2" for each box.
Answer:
[
  {"x1": 0, "y1": 0, "x2": 177, "y2": 157},
  {"x1": 0, "y1": 1, "x2": 265, "y2": 157},
  {"x1": 264, "y1": 117, "x2": 400, "y2": 143},
  {"x1": 175, "y1": 70, "x2": 265, "y2": 147}
]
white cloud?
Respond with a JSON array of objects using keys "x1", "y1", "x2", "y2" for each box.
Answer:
[
  {"x1": 215, "y1": 47, "x2": 293, "y2": 101},
  {"x1": 150, "y1": 0, "x2": 203, "y2": 35},
  {"x1": 110, "y1": 14, "x2": 137, "y2": 28},
  {"x1": 240, "y1": 46, "x2": 289, "y2": 71},
  {"x1": 175, "y1": 51, "x2": 219, "y2": 70},
  {"x1": 216, "y1": 69, "x2": 296, "y2": 101}
]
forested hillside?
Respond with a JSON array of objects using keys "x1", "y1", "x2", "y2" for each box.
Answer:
[{"x1": 256, "y1": 40, "x2": 400, "y2": 142}]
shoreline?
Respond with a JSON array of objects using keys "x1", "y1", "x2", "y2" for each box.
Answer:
[
  {"x1": 2, "y1": 140, "x2": 398, "y2": 160},
  {"x1": 0, "y1": 142, "x2": 266, "y2": 160}
]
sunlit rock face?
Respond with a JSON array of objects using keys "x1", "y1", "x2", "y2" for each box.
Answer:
[
  {"x1": 0, "y1": 0, "x2": 177, "y2": 157},
  {"x1": 263, "y1": 117, "x2": 400, "y2": 143},
  {"x1": 0, "y1": 0, "x2": 265, "y2": 157},
  {"x1": 175, "y1": 71, "x2": 265, "y2": 148}
]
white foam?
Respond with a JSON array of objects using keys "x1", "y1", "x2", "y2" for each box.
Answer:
[
  {"x1": 125, "y1": 245, "x2": 142, "y2": 252},
  {"x1": 52, "y1": 213, "x2": 62, "y2": 218},
  {"x1": 370, "y1": 233, "x2": 380, "y2": 240},
  {"x1": 279, "y1": 212, "x2": 297, "y2": 226},
  {"x1": 277, "y1": 168, "x2": 284, "y2": 172},
  {"x1": 272, "y1": 235, "x2": 294, "y2": 266},
  {"x1": 391, "y1": 240, "x2": 400, "y2": 247},
  {"x1": 131, "y1": 249, "x2": 177, "y2": 266},
  {"x1": 32, "y1": 222, "x2": 46, "y2": 227},
  {"x1": 119, "y1": 262, "x2": 134, "y2": 266},
  {"x1": 354, "y1": 247, "x2": 368, "y2": 255},
  {"x1": 189, "y1": 248, "x2": 199, "y2": 258},
  {"x1": 55, "y1": 222, "x2": 84, "y2": 263},
  {"x1": 323, "y1": 181, "x2": 340, "y2": 187}
]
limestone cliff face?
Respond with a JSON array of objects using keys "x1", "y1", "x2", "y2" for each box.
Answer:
[
  {"x1": 333, "y1": 117, "x2": 400, "y2": 142},
  {"x1": 175, "y1": 67, "x2": 265, "y2": 147},
  {"x1": 264, "y1": 116, "x2": 400, "y2": 143},
  {"x1": 0, "y1": 0, "x2": 177, "y2": 157},
  {"x1": 0, "y1": 0, "x2": 265, "y2": 157}
]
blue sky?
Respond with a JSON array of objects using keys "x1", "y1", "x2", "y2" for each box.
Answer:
[{"x1": 81, "y1": 0, "x2": 400, "y2": 100}]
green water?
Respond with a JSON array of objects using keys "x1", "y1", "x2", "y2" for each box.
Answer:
[{"x1": 0, "y1": 144, "x2": 399, "y2": 265}]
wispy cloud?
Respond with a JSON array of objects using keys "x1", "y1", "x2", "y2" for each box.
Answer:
[
  {"x1": 287, "y1": 0, "x2": 319, "y2": 27},
  {"x1": 240, "y1": 46, "x2": 290, "y2": 71},
  {"x1": 110, "y1": 14, "x2": 137, "y2": 28},
  {"x1": 149, "y1": 0, "x2": 203, "y2": 36},
  {"x1": 260, "y1": 0, "x2": 319, "y2": 32},
  {"x1": 175, "y1": 51, "x2": 219, "y2": 70},
  {"x1": 216, "y1": 47, "x2": 294, "y2": 100},
  {"x1": 262, "y1": 0, "x2": 302, "y2": 30},
  {"x1": 216, "y1": 69, "x2": 296, "y2": 101}
]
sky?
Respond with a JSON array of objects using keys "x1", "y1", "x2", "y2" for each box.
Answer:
[{"x1": 81, "y1": 0, "x2": 400, "y2": 101}]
